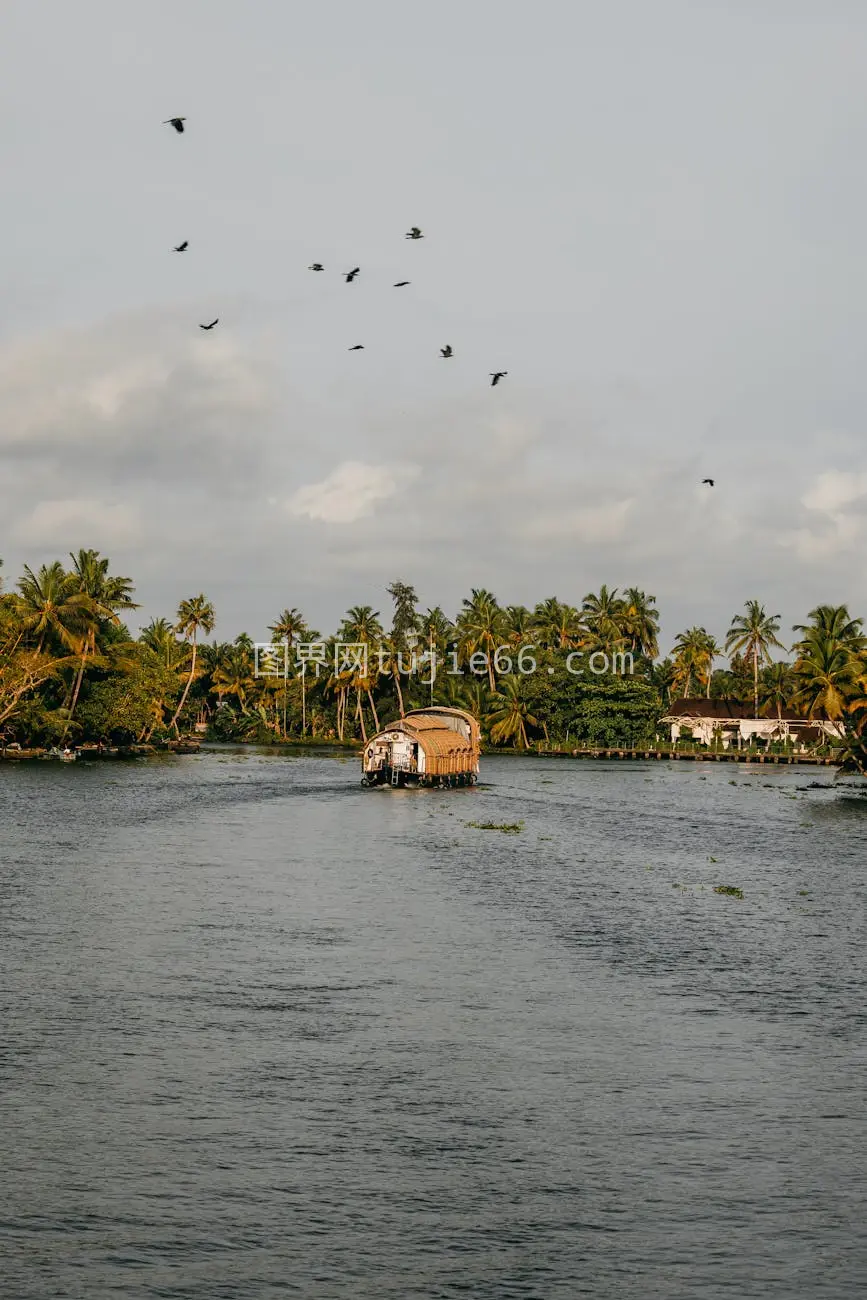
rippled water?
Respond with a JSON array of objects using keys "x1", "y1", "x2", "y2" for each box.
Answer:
[{"x1": 2, "y1": 749, "x2": 866, "y2": 1298}]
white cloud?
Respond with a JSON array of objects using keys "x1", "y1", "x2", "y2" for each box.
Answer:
[
  {"x1": 781, "y1": 469, "x2": 867, "y2": 561},
  {"x1": 15, "y1": 498, "x2": 143, "y2": 549},
  {"x1": 287, "y1": 461, "x2": 420, "y2": 524},
  {"x1": 802, "y1": 470, "x2": 867, "y2": 514},
  {"x1": 0, "y1": 309, "x2": 281, "y2": 474}
]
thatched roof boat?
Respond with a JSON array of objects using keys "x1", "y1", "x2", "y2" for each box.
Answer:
[{"x1": 361, "y1": 707, "x2": 481, "y2": 788}]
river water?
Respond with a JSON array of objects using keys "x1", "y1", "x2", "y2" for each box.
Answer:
[{"x1": 2, "y1": 749, "x2": 866, "y2": 1298}]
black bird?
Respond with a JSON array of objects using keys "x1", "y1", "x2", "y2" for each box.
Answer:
[
  {"x1": 199, "y1": 318, "x2": 219, "y2": 330},
  {"x1": 490, "y1": 371, "x2": 507, "y2": 386},
  {"x1": 702, "y1": 478, "x2": 715, "y2": 486},
  {"x1": 163, "y1": 117, "x2": 186, "y2": 133},
  {"x1": 394, "y1": 280, "x2": 410, "y2": 287},
  {"x1": 349, "y1": 344, "x2": 364, "y2": 351},
  {"x1": 308, "y1": 262, "x2": 324, "y2": 271},
  {"x1": 440, "y1": 345, "x2": 453, "y2": 358},
  {"x1": 345, "y1": 267, "x2": 360, "y2": 282},
  {"x1": 173, "y1": 240, "x2": 189, "y2": 252},
  {"x1": 405, "y1": 227, "x2": 423, "y2": 240}
]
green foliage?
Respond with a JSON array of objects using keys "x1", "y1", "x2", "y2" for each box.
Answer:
[
  {"x1": 466, "y1": 820, "x2": 524, "y2": 833},
  {"x1": 209, "y1": 705, "x2": 246, "y2": 742},
  {"x1": 77, "y1": 657, "x2": 182, "y2": 743},
  {"x1": 3, "y1": 555, "x2": 867, "y2": 769},
  {"x1": 523, "y1": 658, "x2": 661, "y2": 747}
]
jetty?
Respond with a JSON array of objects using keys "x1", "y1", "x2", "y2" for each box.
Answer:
[{"x1": 533, "y1": 748, "x2": 837, "y2": 765}]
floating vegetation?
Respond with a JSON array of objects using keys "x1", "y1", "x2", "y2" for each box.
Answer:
[
  {"x1": 708, "y1": 856, "x2": 717, "y2": 862},
  {"x1": 466, "y1": 819, "x2": 524, "y2": 834},
  {"x1": 714, "y1": 885, "x2": 744, "y2": 899},
  {"x1": 728, "y1": 780, "x2": 738, "y2": 786},
  {"x1": 797, "y1": 890, "x2": 809, "y2": 896}
]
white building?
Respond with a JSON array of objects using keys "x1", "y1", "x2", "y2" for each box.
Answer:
[{"x1": 659, "y1": 698, "x2": 843, "y2": 749}]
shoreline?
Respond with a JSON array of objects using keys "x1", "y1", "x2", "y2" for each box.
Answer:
[{"x1": 1, "y1": 738, "x2": 840, "y2": 767}]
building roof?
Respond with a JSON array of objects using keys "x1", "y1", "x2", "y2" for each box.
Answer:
[
  {"x1": 660, "y1": 697, "x2": 825, "y2": 723},
  {"x1": 403, "y1": 706, "x2": 482, "y2": 743}
]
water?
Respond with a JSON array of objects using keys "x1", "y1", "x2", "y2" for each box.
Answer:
[{"x1": 2, "y1": 750, "x2": 866, "y2": 1298}]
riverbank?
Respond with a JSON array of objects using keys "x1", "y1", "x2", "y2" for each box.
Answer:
[
  {"x1": 0, "y1": 740, "x2": 201, "y2": 762},
  {"x1": 2, "y1": 735, "x2": 843, "y2": 769}
]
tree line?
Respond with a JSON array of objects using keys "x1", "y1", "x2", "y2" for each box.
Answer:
[{"x1": 2, "y1": 554, "x2": 866, "y2": 769}]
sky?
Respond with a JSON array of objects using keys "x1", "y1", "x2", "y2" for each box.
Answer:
[{"x1": 2, "y1": 0, "x2": 867, "y2": 653}]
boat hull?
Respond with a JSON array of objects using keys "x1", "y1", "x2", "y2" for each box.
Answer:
[{"x1": 361, "y1": 767, "x2": 477, "y2": 789}]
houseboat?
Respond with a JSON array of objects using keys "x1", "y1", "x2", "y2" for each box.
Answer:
[{"x1": 361, "y1": 707, "x2": 481, "y2": 788}]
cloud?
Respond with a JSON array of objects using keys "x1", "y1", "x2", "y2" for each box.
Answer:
[
  {"x1": 802, "y1": 470, "x2": 867, "y2": 514},
  {"x1": 14, "y1": 498, "x2": 143, "y2": 549},
  {"x1": 287, "y1": 460, "x2": 420, "y2": 523},
  {"x1": 782, "y1": 470, "x2": 867, "y2": 562},
  {"x1": 0, "y1": 308, "x2": 284, "y2": 496}
]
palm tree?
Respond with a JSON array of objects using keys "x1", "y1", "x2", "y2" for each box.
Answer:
[
  {"x1": 791, "y1": 636, "x2": 861, "y2": 720},
  {"x1": 725, "y1": 600, "x2": 786, "y2": 716},
  {"x1": 269, "y1": 608, "x2": 313, "y2": 737},
  {"x1": 621, "y1": 588, "x2": 660, "y2": 661},
  {"x1": 212, "y1": 642, "x2": 254, "y2": 714},
  {"x1": 792, "y1": 605, "x2": 865, "y2": 653},
  {"x1": 651, "y1": 657, "x2": 677, "y2": 708},
  {"x1": 338, "y1": 606, "x2": 383, "y2": 738},
  {"x1": 433, "y1": 670, "x2": 473, "y2": 711},
  {"x1": 790, "y1": 605, "x2": 866, "y2": 726},
  {"x1": 269, "y1": 607, "x2": 310, "y2": 651},
  {"x1": 463, "y1": 678, "x2": 494, "y2": 728},
  {"x1": 379, "y1": 635, "x2": 409, "y2": 717},
  {"x1": 17, "y1": 562, "x2": 89, "y2": 654},
  {"x1": 326, "y1": 657, "x2": 354, "y2": 741},
  {"x1": 487, "y1": 676, "x2": 539, "y2": 749},
  {"x1": 456, "y1": 588, "x2": 506, "y2": 690},
  {"x1": 140, "y1": 618, "x2": 186, "y2": 668},
  {"x1": 418, "y1": 606, "x2": 454, "y2": 695},
  {"x1": 505, "y1": 604, "x2": 534, "y2": 647},
  {"x1": 168, "y1": 595, "x2": 215, "y2": 734},
  {"x1": 671, "y1": 627, "x2": 717, "y2": 698},
  {"x1": 65, "y1": 550, "x2": 138, "y2": 730},
  {"x1": 699, "y1": 632, "x2": 721, "y2": 697},
  {"x1": 532, "y1": 597, "x2": 582, "y2": 650},
  {"x1": 761, "y1": 662, "x2": 795, "y2": 721},
  {"x1": 581, "y1": 585, "x2": 627, "y2": 655}
]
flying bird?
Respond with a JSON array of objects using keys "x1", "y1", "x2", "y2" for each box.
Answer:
[
  {"x1": 199, "y1": 319, "x2": 219, "y2": 330},
  {"x1": 405, "y1": 227, "x2": 423, "y2": 240},
  {"x1": 349, "y1": 344, "x2": 364, "y2": 351},
  {"x1": 393, "y1": 281, "x2": 410, "y2": 287},
  {"x1": 308, "y1": 262, "x2": 324, "y2": 271},
  {"x1": 440, "y1": 345, "x2": 453, "y2": 358},
  {"x1": 345, "y1": 267, "x2": 360, "y2": 282},
  {"x1": 490, "y1": 371, "x2": 507, "y2": 386},
  {"x1": 163, "y1": 117, "x2": 186, "y2": 133},
  {"x1": 173, "y1": 241, "x2": 189, "y2": 252},
  {"x1": 702, "y1": 478, "x2": 715, "y2": 486}
]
